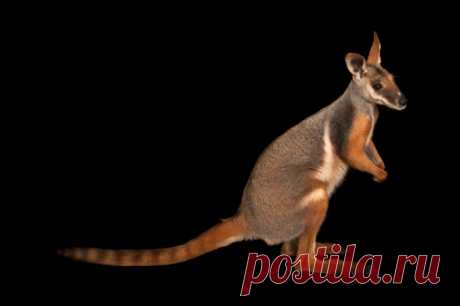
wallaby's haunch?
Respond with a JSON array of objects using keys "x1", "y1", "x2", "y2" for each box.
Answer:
[{"x1": 61, "y1": 33, "x2": 407, "y2": 269}]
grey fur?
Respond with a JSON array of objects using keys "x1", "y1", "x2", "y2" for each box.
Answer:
[{"x1": 239, "y1": 81, "x2": 378, "y2": 245}]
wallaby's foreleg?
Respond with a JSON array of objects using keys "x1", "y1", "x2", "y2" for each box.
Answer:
[
  {"x1": 366, "y1": 140, "x2": 385, "y2": 170},
  {"x1": 345, "y1": 113, "x2": 387, "y2": 182}
]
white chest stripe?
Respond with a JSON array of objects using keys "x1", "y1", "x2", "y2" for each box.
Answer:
[
  {"x1": 315, "y1": 122, "x2": 348, "y2": 195},
  {"x1": 316, "y1": 122, "x2": 334, "y2": 182}
]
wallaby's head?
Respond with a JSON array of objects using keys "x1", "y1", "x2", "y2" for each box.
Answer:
[{"x1": 345, "y1": 32, "x2": 407, "y2": 111}]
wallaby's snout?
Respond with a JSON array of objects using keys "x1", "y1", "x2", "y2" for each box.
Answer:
[
  {"x1": 380, "y1": 87, "x2": 407, "y2": 111},
  {"x1": 381, "y1": 85, "x2": 407, "y2": 111},
  {"x1": 398, "y1": 93, "x2": 408, "y2": 109}
]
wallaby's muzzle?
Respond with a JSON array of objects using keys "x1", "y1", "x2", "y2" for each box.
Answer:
[{"x1": 398, "y1": 93, "x2": 408, "y2": 109}]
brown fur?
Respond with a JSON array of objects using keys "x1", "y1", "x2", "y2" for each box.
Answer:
[
  {"x1": 367, "y1": 32, "x2": 381, "y2": 65},
  {"x1": 368, "y1": 140, "x2": 385, "y2": 169},
  {"x1": 344, "y1": 113, "x2": 387, "y2": 182}
]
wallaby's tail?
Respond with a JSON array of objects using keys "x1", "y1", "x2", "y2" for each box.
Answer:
[{"x1": 58, "y1": 215, "x2": 247, "y2": 266}]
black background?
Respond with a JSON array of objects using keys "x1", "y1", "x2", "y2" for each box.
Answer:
[{"x1": 27, "y1": 5, "x2": 456, "y2": 304}]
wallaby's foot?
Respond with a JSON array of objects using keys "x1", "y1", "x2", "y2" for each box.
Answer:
[
  {"x1": 316, "y1": 242, "x2": 345, "y2": 255},
  {"x1": 282, "y1": 241, "x2": 343, "y2": 256},
  {"x1": 294, "y1": 255, "x2": 358, "y2": 275}
]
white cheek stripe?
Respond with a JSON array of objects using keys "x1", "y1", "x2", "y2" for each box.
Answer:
[{"x1": 367, "y1": 83, "x2": 397, "y2": 109}]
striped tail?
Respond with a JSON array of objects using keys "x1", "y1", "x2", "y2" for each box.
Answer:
[{"x1": 58, "y1": 215, "x2": 247, "y2": 266}]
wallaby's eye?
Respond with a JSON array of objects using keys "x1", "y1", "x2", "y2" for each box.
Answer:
[{"x1": 372, "y1": 82, "x2": 383, "y2": 90}]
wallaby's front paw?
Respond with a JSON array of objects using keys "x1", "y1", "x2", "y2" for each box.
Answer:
[
  {"x1": 376, "y1": 160, "x2": 386, "y2": 170},
  {"x1": 373, "y1": 168, "x2": 388, "y2": 183}
]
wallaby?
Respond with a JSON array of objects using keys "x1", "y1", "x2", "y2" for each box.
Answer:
[{"x1": 60, "y1": 33, "x2": 407, "y2": 269}]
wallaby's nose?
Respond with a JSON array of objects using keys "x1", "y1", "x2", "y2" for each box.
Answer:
[{"x1": 399, "y1": 93, "x2": 408, "y2": 107}]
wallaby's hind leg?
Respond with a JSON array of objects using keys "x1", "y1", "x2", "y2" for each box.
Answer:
[
  {"x1": 294, "y1": 191, "x2": 355, "y2": 273},
  {"x1": 295, "y1": 190, "x2": 329, "y2": 266}
]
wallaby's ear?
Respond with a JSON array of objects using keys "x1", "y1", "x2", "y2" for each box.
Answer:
[
  {"x1": 345, "y1": 53, "x2": 367, "y2": 78},
  {"x1": 367, "y1": 32, "x2": 381, "y2": 65}
]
